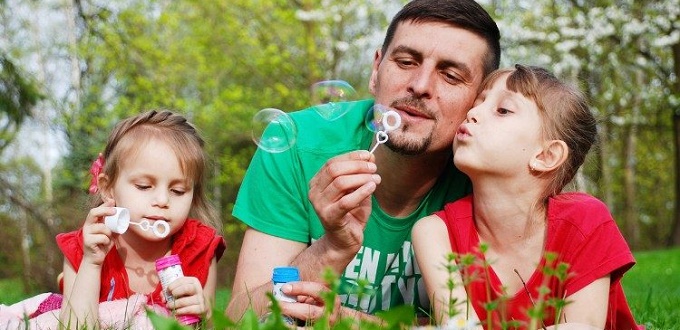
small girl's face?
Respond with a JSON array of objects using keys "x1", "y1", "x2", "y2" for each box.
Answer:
[
  {"x1": 106, "y1": 138, "x2": 193, "y2": 240},
  {"x1": 453, "y1": 73, "x2": 544, "y2": 177}
]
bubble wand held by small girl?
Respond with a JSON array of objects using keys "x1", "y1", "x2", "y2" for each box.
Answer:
[{"x1": 57, "y1": 110, "x2": 226, "y2": 328}]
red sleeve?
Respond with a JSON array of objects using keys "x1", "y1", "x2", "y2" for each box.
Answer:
[
  {"x1": 55, "y1": 229, "x2": 85, "y2": 272},
  {"x1": 172, "y1": 219, "x2": 227, "y2": 286},
  {"x1": 548, "y1": 194, "x2": 635, "y2": 295}
]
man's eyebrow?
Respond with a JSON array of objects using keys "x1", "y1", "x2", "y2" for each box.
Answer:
[
  {"x1": 390, "y1": 45, "x2": 473, "y2": 81},
  {"x1": 390, "y1": 45, "x2": 423, "y2": 61},
  {"x1": 438, "y1": 59, "x2": 472, "y2": 81}
]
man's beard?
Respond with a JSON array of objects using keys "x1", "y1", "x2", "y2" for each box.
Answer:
[
  {"x1": 383, "y1": 97, "x2": 435, "y2": 155},
  {"x1": 384, "y1": 123, "x2": 434, "y2": 156}
]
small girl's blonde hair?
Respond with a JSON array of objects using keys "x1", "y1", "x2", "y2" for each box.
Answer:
[{"x1": 93, "y1": 109, "x2": 220, "y2": 230}]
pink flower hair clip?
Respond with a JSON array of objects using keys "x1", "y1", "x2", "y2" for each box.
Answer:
[{"x1": 88, "y1": 153, "x2": 105, "y2": 194}]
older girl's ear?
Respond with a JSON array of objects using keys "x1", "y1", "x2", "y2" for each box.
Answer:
[{"x1": 531, "y1": 140, "x2": 568, "y2": 173}]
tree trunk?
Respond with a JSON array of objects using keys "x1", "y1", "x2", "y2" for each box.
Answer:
[
  {"x1": 599, "y1": 109, "x2": 614, "y2": 210},
  {"x1": 622, "y1": 73, "x2": 641, "y2": 248},
  {"x1": 668, "y1": 42, "x2": 680, "y2": 247}
]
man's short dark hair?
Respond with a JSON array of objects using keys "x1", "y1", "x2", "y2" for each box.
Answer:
[{"x1": 381, "y1": 0, "x2": 501, "y2": 76}]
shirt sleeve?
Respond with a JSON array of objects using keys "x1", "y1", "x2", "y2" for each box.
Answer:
[
  {"x1": 232, "y1": 145, "x2": 311, "y2": 243},
  {"x1": 562, "y1": 203, "x2": 635, "y2": 295},
  {"x1": 55, "y1": 229, "x2": 84, "y2": 271}
]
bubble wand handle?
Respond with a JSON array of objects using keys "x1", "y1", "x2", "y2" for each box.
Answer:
[{"x1": 369, "y1": 131, "x2": 389, "y2": 154}]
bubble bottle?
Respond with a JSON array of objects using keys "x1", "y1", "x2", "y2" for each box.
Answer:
[
  {"x1": 271, "y1": 266, "x2": 300, "y2": 325},
  {"x1": 155, "y1": 255, "x2": 200, "y2": 326}
]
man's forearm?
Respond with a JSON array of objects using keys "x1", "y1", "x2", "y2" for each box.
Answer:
[
  {"x1": 225, "y1": 282, "x2": 272, "y2": 320},
  {"x1": 290, "y1": 235, "x2": 360, "y2": 282}
]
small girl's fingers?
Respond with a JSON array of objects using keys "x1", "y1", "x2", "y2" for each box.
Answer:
[
  {"x1": 84, "y1": 203, "x2": 117, "y2": 225},
  {"x1": 167, "y1": 277, "x2": 201, "y2": 297}
]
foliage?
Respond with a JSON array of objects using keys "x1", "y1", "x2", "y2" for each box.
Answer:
[
  {"x1": 0, "y1": 55, "x2": 41, "y2": 153},
  {"x1": 3, "y1": 248, "x2": 678, "y2": 328}
]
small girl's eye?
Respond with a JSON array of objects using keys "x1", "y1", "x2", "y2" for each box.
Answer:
[
  {"x1": 497, "y1": 108, "x2": 511, "y2": 115},
  {"x1": 171, "y1": 189, "x2": 186, "y2": 196},
  {"x1": 136, "y1": 184, "x2": 151, "y2": 190}
]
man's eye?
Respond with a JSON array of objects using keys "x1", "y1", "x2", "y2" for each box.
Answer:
[
  {"x1": 443, "y1": 72, "x2": 463, "y2": 85},
  {"x1": 395, "y1": 58, "x2": 417, "y2": 67}
]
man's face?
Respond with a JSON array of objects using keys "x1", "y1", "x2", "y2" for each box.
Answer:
[{"x1": 369, "y1": 20, "x2": 489, "y2": 155}]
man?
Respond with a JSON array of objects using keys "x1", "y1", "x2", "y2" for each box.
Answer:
[{"x1": 226, "y1": 0, "x2": 501, "y2": 323}]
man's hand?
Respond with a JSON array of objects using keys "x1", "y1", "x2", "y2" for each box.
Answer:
[
  {"x1": 308, "y1": 150, "x2": 381, "y2": 253},
  {"x1": 277, "y1": 281, "x2": 340, "y2": 326}
]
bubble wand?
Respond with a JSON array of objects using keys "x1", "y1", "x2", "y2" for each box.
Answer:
[
  {"x1": 369, "y1": 109, "x2": 401, "y2": 154},
  {"x1": 105, "y1": 207, "x2": 171, "y2": 238}
]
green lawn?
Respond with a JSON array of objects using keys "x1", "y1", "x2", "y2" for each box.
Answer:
[
  {"x1": 2, "y1": 248, "x2": 679, "y2": 329},
  {"x1": 622, "y1": 247, "x2": 680, "y2": 330}
]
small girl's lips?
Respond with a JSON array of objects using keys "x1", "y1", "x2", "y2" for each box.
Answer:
[{"x1": 145, "y1": 216, "x2": 167, "y2": 221}]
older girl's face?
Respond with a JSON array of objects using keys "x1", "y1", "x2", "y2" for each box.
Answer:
[
  {"x1": 107, "y1": 138, "x2": 194, "y2": 241},
  {"x1": 452, "y1": 73, "x2": 544, "y2": 178}
]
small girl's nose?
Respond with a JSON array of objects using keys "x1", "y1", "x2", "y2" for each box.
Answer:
[{"x1": 153, "y1": 191, "x2": 169, "y2": 207}]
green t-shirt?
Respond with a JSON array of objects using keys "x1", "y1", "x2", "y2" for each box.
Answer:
[{"x1": 233, "y1": 99, "x2": 471, "y2": 315}]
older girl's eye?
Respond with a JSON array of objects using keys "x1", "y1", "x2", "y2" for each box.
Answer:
[
  {"x1": 135, "y1": 184, "x2": 151, "y2": 190},
  {"x1": 497, "y1": 108, "x2": 511, "y2": 115}
]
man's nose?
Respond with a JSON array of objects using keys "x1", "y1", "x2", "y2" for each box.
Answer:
[{"x1": 407, "y1": 66, "x2": 435, "y2": 99}]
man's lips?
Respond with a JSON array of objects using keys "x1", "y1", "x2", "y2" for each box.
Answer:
[{"x1": 393, "y1": 105, "x2": 431, "y2": 120}]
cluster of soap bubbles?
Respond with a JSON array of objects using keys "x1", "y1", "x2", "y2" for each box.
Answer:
[{"x1": 251, "y1": 80, "x2": 401, "y2": 154}]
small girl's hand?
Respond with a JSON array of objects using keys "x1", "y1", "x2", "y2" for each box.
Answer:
[
  {"x1": 81, "y1": 200, "x2": 117, "y2": 266},
  {"x1": 164, "y1": 276, "x2": 208, "y2": 318}
]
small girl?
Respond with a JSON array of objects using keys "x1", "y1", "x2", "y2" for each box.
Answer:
[
  {"x1": 57, "y1": 110, "x2": 226, "y2": 328},
  {"x1": 412, "y1": 65, "x2": 641, "y2": 329}
]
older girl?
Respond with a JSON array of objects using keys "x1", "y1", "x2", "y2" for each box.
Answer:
[{"x1": 413, "y1": 65, "x2": 640, "y2": 329}]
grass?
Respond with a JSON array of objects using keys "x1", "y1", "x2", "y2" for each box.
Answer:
[
  {"x1": 622, "y1": 247, "x2": 680, "y2": 330},
  {"x1": 1, "y1": 248, "x2": 679, "y2": 329}
]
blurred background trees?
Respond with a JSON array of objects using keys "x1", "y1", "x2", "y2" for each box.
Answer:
[{"x1": 0, "y1": 0, "x2": 677, "y2": 297}]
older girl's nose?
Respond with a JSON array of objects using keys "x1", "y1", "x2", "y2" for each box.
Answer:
[{"x1": 465, "y1": 106, "x2": 478, "y2": 123}]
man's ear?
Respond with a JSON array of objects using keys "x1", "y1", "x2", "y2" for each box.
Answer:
[
  {"x1": 368, "y1": 49, "x2": 382, "y2": 96},
  {"x1": 531, "y1": 140, "x2": 568, "y2": 173},
  {"x1": 97, "y1": 174, "x2": 115, "y2": 203}
]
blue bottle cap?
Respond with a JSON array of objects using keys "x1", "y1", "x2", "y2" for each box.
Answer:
[{"x1": 272, "y1": 266, "x2": 300, "y2": 283}]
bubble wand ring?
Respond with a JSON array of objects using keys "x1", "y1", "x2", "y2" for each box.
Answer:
[
  {"x1": 369, "y1": 110, "x2": 401, "y2": 154},
  {"x1": 135, "y1": 219, "x2": 170, "y2": 238}
]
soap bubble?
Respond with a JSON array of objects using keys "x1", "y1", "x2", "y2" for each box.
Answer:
[
  {"x1": 252, "y1": 108, "x2": 297, "y2": 153},
  {"x1": 365, "y1": 104, "x2": 401, "y2": 132},
  {"x1": 311, "y1": 80, "x2": 357, "y2": 121}
]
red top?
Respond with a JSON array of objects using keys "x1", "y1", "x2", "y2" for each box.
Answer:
[
  {"x1": 435, "y1": 192, "x2": 641, "y2": 330},
  {"x1": 56, "y1": 219, "x2": 226, "y2": 305}
]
